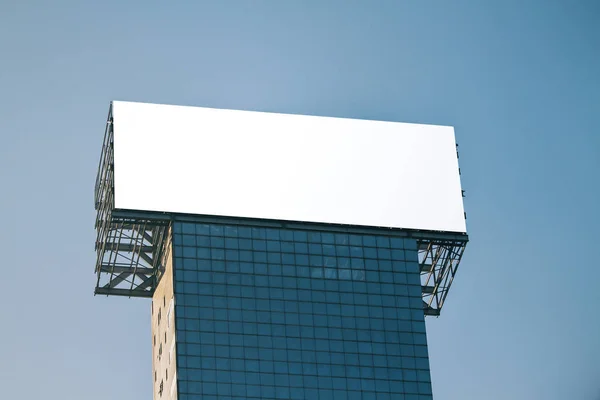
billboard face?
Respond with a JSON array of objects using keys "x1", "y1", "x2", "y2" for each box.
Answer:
[{"x1": 111, "y1": 101, "x2": 466, "y2": 233}]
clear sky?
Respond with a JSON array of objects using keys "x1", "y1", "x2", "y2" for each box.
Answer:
[{"x1": 1, "y1": 1, "x2": 598, "y2": 399}]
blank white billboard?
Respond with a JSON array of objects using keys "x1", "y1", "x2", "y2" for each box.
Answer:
[{"x1": 111, "y1": 101, "x2": 466, "y2": 233}]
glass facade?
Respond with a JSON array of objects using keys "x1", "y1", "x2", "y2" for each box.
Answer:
[{"x1": 172, "y1": 221, "x2": 433, "y2": 400}]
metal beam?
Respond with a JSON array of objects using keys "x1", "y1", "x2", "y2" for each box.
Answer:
[
  {"x1": 95, "y1": 287, "x2": 153, "y2": 298},
  {"x1": 420, "y1": 263, "x2": 433, "y2": 272},
  {"x1": 422, "y1": 286, "x2": 436, "y2": 294},
  {"x1": 136, "y1": 275, "x2": 156, "y2": 291},
  {"x1": 138, "y1": 251, "x2": 154, "y2": 266},
  {"x1": 99, "y1": 243, "x2": 154, "y2": 252},
  {"x1": 105, "y1": 272, "x2": 131, "y2": 289},
  {"x1": 100, "y1": 264, "x2": 154, "y2": 274}
]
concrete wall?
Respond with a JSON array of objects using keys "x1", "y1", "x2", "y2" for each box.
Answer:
[{"x1": 151, "y1": 231, "x2": 177, "y2": 400}]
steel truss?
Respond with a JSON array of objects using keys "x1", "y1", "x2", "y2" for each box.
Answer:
[
  {"x1": 418, "y1": 239, "x2": 467, "y2": 316},
  {"x1": 93, "y1": 107, "x2": 170, "y2": 298}
]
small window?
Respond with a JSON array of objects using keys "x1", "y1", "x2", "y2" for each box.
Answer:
[{"x1": 167, "y1": 299, "x2": 174, "y2": 329}]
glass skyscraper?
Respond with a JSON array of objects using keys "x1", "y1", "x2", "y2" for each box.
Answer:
[
  {"x1": 94, "y1": 101, "x2": 468, "y2": 400},
  {"x1": 167, "y1": 220, "x2": 432, "y2": 400}
]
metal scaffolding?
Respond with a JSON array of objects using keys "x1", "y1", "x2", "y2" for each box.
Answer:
[
  {"x1": 93, "y1": 106, "x2": 169, "y2": 298},
  {"x1": 418, "y1": 238, "x2": 467, "y2": 316}
]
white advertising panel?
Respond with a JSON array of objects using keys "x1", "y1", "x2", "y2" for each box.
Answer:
[{"x1": 111, "y1": 101, "x2": 466, "y2": 233}]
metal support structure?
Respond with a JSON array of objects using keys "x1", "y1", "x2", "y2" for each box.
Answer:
[
  {"x1": 93, "y1": 105, "x2": 170, "y2": 298},
  {"x1": 418, "y1": 239, "x2": 467, "y2": 316},
  {"x1": 93, "y1": 104, "x2": 468, "y2": 310}
]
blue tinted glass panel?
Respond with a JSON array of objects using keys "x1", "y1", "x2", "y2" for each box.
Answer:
[{"x1": 172, "y1": 222, "x2": 432, "y2": 399}]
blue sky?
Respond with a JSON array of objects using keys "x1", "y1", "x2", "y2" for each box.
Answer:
[{"x1": 1, "y1": 1, "x2": 599, "y2": 399}]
